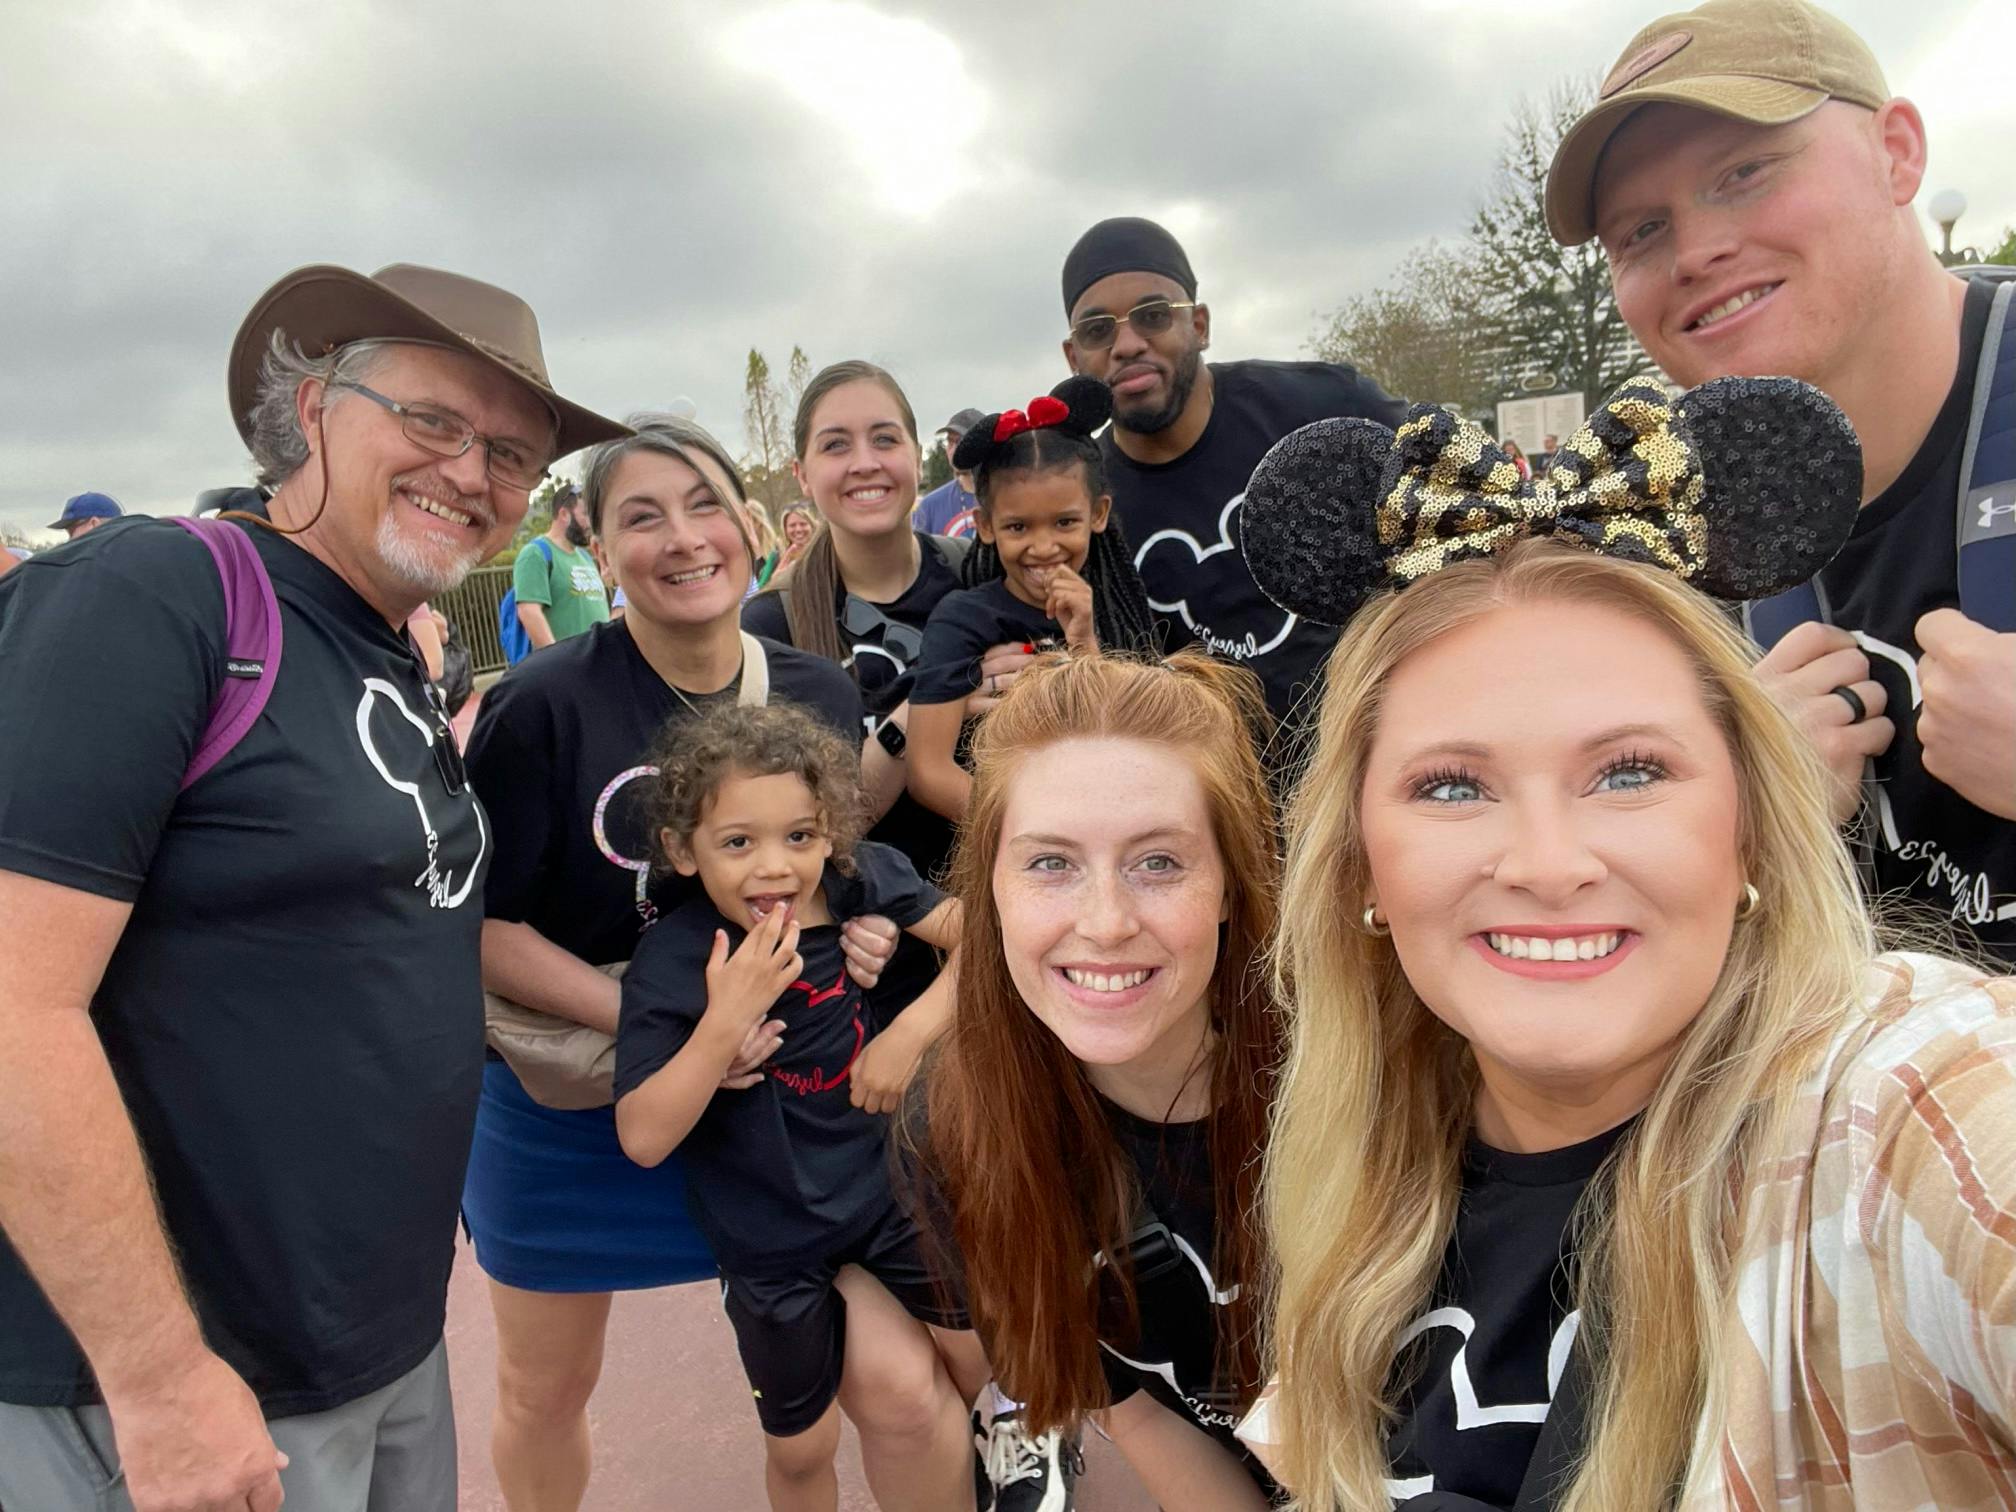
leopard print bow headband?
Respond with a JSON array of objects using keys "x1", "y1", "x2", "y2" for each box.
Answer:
[{"x1": 1241, "y1": 376, "x2": 1862, "y2": 627}]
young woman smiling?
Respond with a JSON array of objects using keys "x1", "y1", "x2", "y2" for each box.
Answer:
[
  {"x1": 461, "y1": 416, "x2": 906, "y2": 1512},
  {"x1": 745, "y1": 363, "x2": 1034, "y2": 897},
  {"x1": 912, "y1": 651, "x2": 1284, "y2": 1510},
  {"x1": 1259, "y1": 539, "x2": 2016, "y2": 1511}
]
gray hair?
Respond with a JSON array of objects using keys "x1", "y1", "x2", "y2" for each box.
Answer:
[
  {"x1": 245, "y1": 331, "x2": 396, "y2": 488},
  {"x1": 580, "y1": 413, "x2": 750, "y2": 535},
  {"x1": 579, "y1": 414, "x2": 757, "y2": 586}
]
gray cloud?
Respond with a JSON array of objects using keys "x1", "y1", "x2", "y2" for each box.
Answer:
[{"x1": 1, "y1": 0, "x2": 2004, "y2": 540}]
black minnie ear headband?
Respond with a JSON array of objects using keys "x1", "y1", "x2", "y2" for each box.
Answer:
[
  {"x1": 950, "y1": 376, "x2": 1113, "y2": 475},
  {"x1": 1240, "y1": 376, "x2": 1863, "y2": 627}
]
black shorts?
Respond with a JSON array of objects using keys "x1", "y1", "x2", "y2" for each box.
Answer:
[{"x1": 720, "y1": 1200, "x2": 969, "y2": 1438}]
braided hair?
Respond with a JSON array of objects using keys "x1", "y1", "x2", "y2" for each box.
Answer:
[{"x1": 950, "y1": 376, "x2": 1161, "y2": 656}]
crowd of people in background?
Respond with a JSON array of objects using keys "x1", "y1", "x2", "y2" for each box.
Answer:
[{"x1": 0, "y1": 3, "x2": 2012, "y2": 1512}]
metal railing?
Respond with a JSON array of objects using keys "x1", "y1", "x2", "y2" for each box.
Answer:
[{"x1": 436, "y1": 565, "x2": 513, "y2": 675}]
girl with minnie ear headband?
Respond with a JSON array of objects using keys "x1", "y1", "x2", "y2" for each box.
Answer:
[{"x1": 905, "y1": 377, "x2": 1159, "y2": 821}]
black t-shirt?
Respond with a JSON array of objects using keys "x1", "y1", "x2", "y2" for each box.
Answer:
[
  {"x1": 1098, "y1": 1099, "x2": 1278, "y2": 1499},
  {"x1": 740, "y1": 533, "x2": 965, "y2": 722},
  {"x1": 1810, "y1": 278, "x2": 2015, "y2": 962},
  {"x1": 1103, "y1": 359, "x2": 1406, "y2": 720},
  {"x1": 913, "y1": 579, "x2": 1061, "y2": 706},
  {"x1": 1385, "y1": 1120, "x2": 1630, "y2": 1509},
  {"x1": 613, "y1": 841, "x2": 944, "y2": 1273},
  {"x1": 0, "y1": 517, "x2": 489, "y2": 1414},
  {"x1": 466, "y1": 620, "x2": 861, "y2": 966}
]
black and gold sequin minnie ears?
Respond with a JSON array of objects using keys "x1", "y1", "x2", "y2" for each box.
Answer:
[
  {"x1": 1240, "y1": 377, "x2": 1863, "y2": 626},
  {"x1": 951, "y1": 376, "x2": 1113, "y2": 471}
]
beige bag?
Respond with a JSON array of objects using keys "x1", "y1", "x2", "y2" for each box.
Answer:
[{"x1": 483, "y1": 634, "x2": 772, "y2": 1111}]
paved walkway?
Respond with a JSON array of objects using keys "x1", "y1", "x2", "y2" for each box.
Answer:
[{"x1": 446, "y1": 1240, "x2": 1158, "y2": 1510}]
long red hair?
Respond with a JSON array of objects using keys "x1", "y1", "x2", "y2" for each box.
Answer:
[{"x1": 912, "y1": 650, "x2": 1281, "y2": 1433}]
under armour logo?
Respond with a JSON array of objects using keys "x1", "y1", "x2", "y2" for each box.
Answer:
[{"x1": 1980, "y1": 497, "x2": 2016, "y2": 531}]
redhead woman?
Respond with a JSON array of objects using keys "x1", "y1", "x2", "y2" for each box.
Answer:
[
  {"x1": 1245, "y1": 385, "x2": 2016, "y2": 1510},
  {"x1": 914, "y1": 650, "x2": 1284, "y2": 1510},
  {"x1": 460, "y1": 416, "x2": 904, "y2": 1512}
]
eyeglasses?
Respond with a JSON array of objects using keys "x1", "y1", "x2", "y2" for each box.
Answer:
[
  {"x1": 332, "y1": 380, "x2": 551, "y2": 492},
  {"x1": 1068, "y1": 299, "x2": 1197, "y2": 352},
  {"x1": 840, "y1": 594, "x2": 924, "y2": 665}
]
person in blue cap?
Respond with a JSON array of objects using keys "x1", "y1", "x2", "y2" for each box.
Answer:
[{"x1": 46, "y1": 492, "x2": 124, "y2": 541}]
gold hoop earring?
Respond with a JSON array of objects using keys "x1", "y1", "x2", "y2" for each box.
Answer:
[
  {"x1": 1735, "y1": 882, "x2": 1761, "y2": 921},
  {"x1": 1361, "y1": 904, "x2": 1390, "y2": 937}
]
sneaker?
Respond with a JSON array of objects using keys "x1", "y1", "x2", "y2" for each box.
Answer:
[
  {"x1": 971, "y1": 1407, "x2": 996, "y2": 1511},
  {"x1": 984, "y1": 1406, "x2": 1083, "y2": 1512}
]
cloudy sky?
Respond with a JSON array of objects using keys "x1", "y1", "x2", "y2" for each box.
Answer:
[{"x1": 3, "y1": 0, "x2": 2009, "y2": 541}]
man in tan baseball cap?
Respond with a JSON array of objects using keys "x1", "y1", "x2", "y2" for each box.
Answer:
[
  {"x1": 1544, "y1": 0, "x2": 1889, "y2": 247},
  {"x1": 1550, "y1": 0, "x2": 2016, "y2": 1104}
]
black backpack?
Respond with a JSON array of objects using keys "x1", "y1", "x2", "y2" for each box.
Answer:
[{"x1": 1743, "y1": 270, "x2": 2016, "y2": 646}]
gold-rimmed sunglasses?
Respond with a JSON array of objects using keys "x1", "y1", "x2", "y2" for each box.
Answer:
[{"x1": 1068, "y1": 299, "x2": 1198, "y2": 351}]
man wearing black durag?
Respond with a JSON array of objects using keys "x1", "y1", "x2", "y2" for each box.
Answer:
[{"x1": 1060, "y1": 216, "x2": 1406, "y2": 723}]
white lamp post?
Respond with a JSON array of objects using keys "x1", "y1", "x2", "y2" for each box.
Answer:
[{"x1": 1929, "y1": 188, "x2": 1973, "y2": 265}]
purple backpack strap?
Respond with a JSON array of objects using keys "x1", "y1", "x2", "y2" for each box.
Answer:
[{"x1": 169, "y1": 516, "x2": 283, "y2": 791}]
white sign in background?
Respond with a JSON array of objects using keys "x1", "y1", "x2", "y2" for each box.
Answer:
[{"x1": 1494, "y1": 393, "x2": 1587, "y2": 458}]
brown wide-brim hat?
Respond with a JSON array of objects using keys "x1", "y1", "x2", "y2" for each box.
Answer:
[
  {"x1": 227, "y1": 263, "x2": 631, "y2": 462},
  {"x1": 1545, "y1": 0, "x2": 1889, "y2": 247}
]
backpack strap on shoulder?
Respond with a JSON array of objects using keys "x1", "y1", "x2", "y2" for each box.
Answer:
[
  {"x1": 169, "y1": 517, "x2": 282, "y2": 791},
  {"x1": 736, "y1": 630, "x2": 771, "y2": 707},
  {"x1": 1741, "y1": 574, "x2": 1832, "y2": 650},
  {"x1": 1956, "y1": 277, "x2": 2016, "y2": 634},
  {"x1": 926, "y1": 532, "x2": 973, "y2": 576}
]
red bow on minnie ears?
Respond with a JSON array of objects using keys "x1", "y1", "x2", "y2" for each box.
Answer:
[{"x1": 992, "y1": 395, "x2": 1070, "y2": 443}]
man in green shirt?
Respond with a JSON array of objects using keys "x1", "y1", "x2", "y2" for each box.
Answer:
[{"x1": 512, "y1": 483, "x2": 609, "y2": 649}]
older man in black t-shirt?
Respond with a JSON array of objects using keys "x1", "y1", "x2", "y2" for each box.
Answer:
[
  {"x1": 0, "y1": 265, "x2": 626, "y2": 1511},
  {"x1": 1059, "y1": 216, "x2": 1407, "y2": 723},
  {"x1": 1550, "y1": 0, "x2": 2016, "y2": 963}
]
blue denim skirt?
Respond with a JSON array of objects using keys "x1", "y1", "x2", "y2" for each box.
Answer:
[{"x1": 461, "y1": 1058, "x2": 716, "y2": 1292}]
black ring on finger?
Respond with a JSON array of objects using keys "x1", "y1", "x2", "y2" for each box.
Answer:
[{"x1": 1830, "y1": 684, "x2": 1868, "y2": 724}]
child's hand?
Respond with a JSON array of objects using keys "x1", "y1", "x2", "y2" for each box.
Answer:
[
  {"x1": 840, "y1": 914, "x2": 900, "y2": 989},
  {"x1": 704, "y1": 906, "x2": 802, "y2": 1036},
  {"x1": 1044, "y1": 565, "x2": 1098, "y2": 652},
  {"x1": 719, "y1": 1017, "x2": 785, "y2": 1090},
  {"x1": 849, "y1": 1018, "x2": 926, "y2": 1116}
]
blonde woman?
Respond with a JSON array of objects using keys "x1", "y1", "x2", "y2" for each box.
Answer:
[{"x1": 1244, "y1": 385, "x2": 2016, "y2": 1509}]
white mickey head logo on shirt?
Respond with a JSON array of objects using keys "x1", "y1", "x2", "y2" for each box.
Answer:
[{"x1": 354, "y1": 677, "x2": 485, "y2": 909}]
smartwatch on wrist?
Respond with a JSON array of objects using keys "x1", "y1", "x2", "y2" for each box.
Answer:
[{"x1": 874, "y1": 718, "x2": 907, "y2": 759}]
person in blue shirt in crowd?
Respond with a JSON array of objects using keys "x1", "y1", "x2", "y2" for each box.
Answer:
[{"x1": 912, "y1": 408, "x2": 982, "y2": 539}]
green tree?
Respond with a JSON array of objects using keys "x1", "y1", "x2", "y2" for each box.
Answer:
[
  {"x1": 1984, "y1": 226, "x2": 2016, "y2": 267},
  {"x1": 491, "y1": 475, "x2": 567, "y2": 562},
  {"x1": 1468, "y1": 81, "x2": 1651, "y2": 406},
  {"x1": 1311, "y1": 241, "x2": 1503, "y2": 416},
  {"x1": 741, "y1": 349, "x2": 797, "y2": 511},
  {"x1": 919, "y1": 445, "x2": 953, "y2": 491},
  {"x1": 785, "y1": 345, "x2": 814, "y2": 418}
]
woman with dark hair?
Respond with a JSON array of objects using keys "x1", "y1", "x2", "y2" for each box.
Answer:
[
  {"x1": 460, "y1": 414, "x2": 904, "y2": 1512},
  {"x1": 743, "y1": 362, "x2": 1033, "y2": 892},
  {"x1": 913, "y1": 650, "x2": 1284, "y2": 1510}
]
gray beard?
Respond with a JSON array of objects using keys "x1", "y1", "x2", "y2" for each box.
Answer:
[{"x1": 375, "y1": 511, "x2": 480, "y2": 597}]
